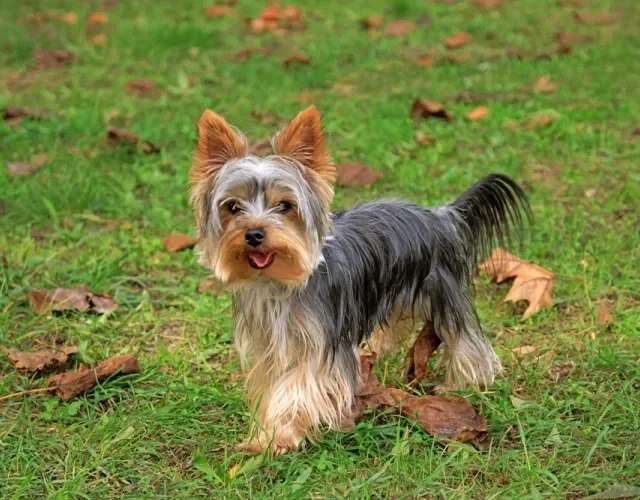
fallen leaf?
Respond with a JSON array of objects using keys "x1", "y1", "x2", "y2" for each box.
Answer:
[
  {"x1": 3, "y1": 106, "x2": 58, "y2": 125},
  {"x1": 406, "y1": 323, "x2": 441, "y2": 383},
  {"x1": 33, "y1": 48, "x2": 74, "y2": 69},
  {"x1": 574, "y1": 12, "x2": 614, "y2": 24},
  {"x1": 534, "y1": 75, "x2": 558, "y2": 94},
  {"x1": 2, "y1": 346, "x2": 78, "y2": 372},
  {"x1": 415, "y1": 131, "x2": 436, "y2": 146},
  {"x1": 524, "y1": 111, "x2": 558, "y2": 130},
  {"x1": 631, "y1": 127, "x2": 640, "y2": 140},
  {"x1": 335, "y1": 162, "x2": 382, "y2": 188},
  {"x1": 282, "y1": 53, "x2": 311, "y2": 66},
  {"x1": 442, "y1": 32, "x2": 471, "y2": 49},
  {"x1": 28, "y1": 285, "x2": 119, "y2": 314},
  {"x1": 228, "y1": 47, "x2": 271, "y2": 62},
  {"x1": 48, "y1": 355, "x2": 140, "y2": 400},
  {"x1": 103, "y1": 108, "x2": 120, "y2": 123},
  {"x1": 163, "y1": 233, "x2": 199, "y2": 252},
  {"x1": 509, "y1": 395, "x2": 534, "y2": 410},
  {"x1": 410, "y1": 98, "x2": 453, "y2": 121},
  {"x1": 511, "y1": 345, "x2": 537, "y2": 357},
  {"x1": 248, "y1": 138, "x2": 273, "y2": 156},
  {"x1": 333, "y1": 81, "x2": 354, "y2": 96},
  {"x1": 414, "y1": 54, "x2": 436, "y2": 67},
  {"x1": 507, "y1": 45, "x2": 571, "y2": 60},
  {"x1": 579, "y1": 259, "x2": 588, "y2": 269},
  {"x1": 465, "y1": 106, "x2": 490, "y2": 121},
  {"x1": 555, "y1": 31, "x2": 589, "y2": 45},
  {"x1": 597, "y1": 304, "x2": 613, "y2": 325},
  {"x1": 228, "y1": 464, "x2": 241, "y2": 479},
  {"x1": 87, "y1": 12, "x2": 108, "y2": 26},
  {"x1": 473, "y1": 0, "x2": 504, "y2": 8},
  {"x1": 197, "y1": 279, "x2": 224, "y2": 295},
  {"x1": 106, "y1": 126, "x2": 160, "y2": 154},
  {"x1": 545, "y1": 425, "x2": 563, "y2": 446},
  {"x1": 60, "y1": 12, "x2": 78, "y2": 24},
  {"x1": 206, "y1": 5, "x2": 234, "y2": 17},
  {"x1": 251, "y1": 110, "x2": 277, "y2": 125},
  {"x1": 90, "y1": 34, "x2": 108, "y2": 46},
  {"x1": 584, "y1": 188, "x2": 597, "y2": 199},
  {"x1": 361, "y1": 15, "x2": 383, "y2": 32},
  {"x1": 548, "y1": 360, "x2": 575, "y2": 381},
  {"x1": 479, "y1": 248, "x2": 555, "y2": 320},
  {"x1": 125, "y1": 79, "x2": 157, "y2": 97},
  {"x1": 583, "y1": 485, "x2": 640, "y2": 500},
  {"x1": 7, "y1": 153, "x2": 49, "y2": 175},
  {"x1": 384, "y1": 20, "x2": 416, "y2": 37}
]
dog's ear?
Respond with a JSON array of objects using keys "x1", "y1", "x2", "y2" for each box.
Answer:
[
  {"x1": 273, "y1": 106, "x2": 335, "y2": 182},
  {"x1": 191, "y1": 109, "x2": 247, "y2": 185}
]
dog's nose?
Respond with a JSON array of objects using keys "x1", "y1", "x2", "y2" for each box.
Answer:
[{"x1": 245, "y1": 228, "x2": 266, "y2": 247}]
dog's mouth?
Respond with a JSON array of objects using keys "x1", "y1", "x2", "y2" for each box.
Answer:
[{"x1": 247, "y1": 251, "x2": 275, "y2": 270}]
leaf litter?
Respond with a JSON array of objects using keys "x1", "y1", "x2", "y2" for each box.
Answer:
[
  {"x1": 28, "y1": 284, "x2": 119, "y2": 314},
  {"x1": 479, "y1": 248, "x2": 555, "y2": 320},
  {"x1": 2, "y1": 346, "x2": 78, "y2": 372},
  {"x1": 410, "y1": 98, "x2": 453, "y2": 121},
  {"x1": 163, "y1": 233, "x2": 199, "y2": 252},
  {"x1": 335, "y1": 162, "x2": 382, "y2": 188}
]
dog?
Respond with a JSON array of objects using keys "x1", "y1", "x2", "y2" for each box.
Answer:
[{"x1": 189, "y1": 106, "x2": 531, "y2": 454}]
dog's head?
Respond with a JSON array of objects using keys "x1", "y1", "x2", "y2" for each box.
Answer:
[{"x1": 190, "y1": 106, "x2": 335, "y2": 288}]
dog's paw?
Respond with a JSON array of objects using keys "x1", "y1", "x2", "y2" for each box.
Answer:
[{"x1": 236, "y1": 433, "x2": 304, "y2": 455}]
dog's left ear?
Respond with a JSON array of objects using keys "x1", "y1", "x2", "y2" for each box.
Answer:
[{"x1": 273, "y1": 106, "x2": 335, "y2": 182}]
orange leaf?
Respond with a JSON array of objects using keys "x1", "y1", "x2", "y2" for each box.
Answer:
[
  {"x1": 405, "y1": 323, "x2": 441, "y2": 383},
  {"x1": 597, "y1": 304, "x2": 613, "y2": 325},
  {"x1": 60, "y1": 12, "x2": 78, "y2": 24},
  {"x1": 524, "y1": 112, "x2": 556, "y2": 130},
  {"x1": 163, "y1": 233, "x2": 199, "y2": 253},
  {"x1": 415, "y1": 131, "x2": 436, "y2": 146},
  {"x1": 125, "y1": 79, "x2": 157, "y2": 97},
  {"x1": 28, "y1": 284, "x2": 118, "y2": 314},
  {"x1": 335, "y1": 162, "x2": 382, "y2": 188},
  {"x1": 473, "y1": 0, "x2": 504, "y2": 9},
  {"x1": 465, "y1": 106, "x2": 490, "y2": 121},
  {"x1": 415, "y1": 54, "x2": 436, "y2": 67},
  {"x1": 442, "y1": 32, "x2": 471, "y2": 49},
  {"x1": 2, "y1": 346, "x2": 78, "y2": 372},
  {"x1": 479, "y1": 248, "x2": 555, "y2": 321},
  {"x1": 33, "y1": 48, "x2": 74, "y2": 69},
  {"x1": 361, "y1": 15, "x2": 384, "y2": 31},
  {"x1": 87, "y1": 12, "x2": 108, "y2": 26},
  {"x1": 511, "y1": 345, "x2": 537, "y2": 357},
  {"x1": 90, "y1": 34, "x2": 108, "y2": 46},
  {"x1": 384, "y1": 20, "x2": 416, "y2": 36}
]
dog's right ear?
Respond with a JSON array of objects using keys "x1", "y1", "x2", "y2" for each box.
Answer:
[{"x1": 191, "y1": 109, "x2": 247, "y2": 185}]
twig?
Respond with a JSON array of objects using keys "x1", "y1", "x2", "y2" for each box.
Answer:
[{"x1": 0, "y1": 387, "x2": 55, "y2": 402}]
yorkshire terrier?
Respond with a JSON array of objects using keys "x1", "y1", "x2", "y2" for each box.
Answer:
[{"x1": 190, "y1": 106, "x2": 530, "y2": 454}]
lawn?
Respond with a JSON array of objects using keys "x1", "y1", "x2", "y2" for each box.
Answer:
[{"x1": 1, "y1": 0, "x2": 639, "y2": 498}]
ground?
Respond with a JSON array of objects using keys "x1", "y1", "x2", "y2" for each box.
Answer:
[{"x1": 1, "y1": 0, "x2": 639, "y2": 498}]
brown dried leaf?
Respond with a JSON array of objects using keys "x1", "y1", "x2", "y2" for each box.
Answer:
[
  {"x1": 3, "y1": 106, "x2": 58, "y2": 123},
  {"x1": 125, "y1": 79, "x2": 157, "y2": 97},
  {"x1": 465, "y1": 106, "x2": 490, "y2": 121},
  {"x1": 60, "y1": 12, "x2": 78, "y2": 24},
  {"x1": 406, "y1": 323, "x2": 441, "y2": 383},
  {"x1": 282, "y1": 53, "x2": 311, "y2": 66},
  {"x1": 361, "y1": 15, "x2": 384, "y2": 31},
  {"x1": 107, "y1": 126, "x2": 139, "y2": 146},
  {"x1": 555, "y1": 31, "x2": 589, "y2": 45},
  {"x1": 353, "y1": 355, "x2": 489, "y2": 447},
  {"x1": 48, "y1": 355, "x2": 140, "y2": 400},
  {"x1": 415, "y1": 131, "x2": 436, "y2": 146},
  {"x1": 410, "y1": 98, "x2": 453, "y2": 121},
  {"x1": 473, "y1": 0, "x2": 504, "y2": 9},
  {"x1": 479, "y1": 248, "x2": 555, "y2": 320},
  {"x1": 87, "y1": 12, "x2": 108, "y2": 26},
  {"x1": 511, "y1": 345, "x2": 537, "y2": 357},
  {"x1": 3, "y1": 346, "x2": 78, "y2": 372},
  {"x1": 597, "y1": 304, "x2": 613, "y2": 325},
  {"x1": 414, "y1": 54, "x2": 436, "y2": 68},
  {"x1": 33, "y1": 48, "x2": 74, "y2": 69},
  {"x1": 574, "y1": 12, "x2": 614, "y2": 24},
  {"x1": 251, "y1": 110, "x2": 277, "y2": 124},
  {"x1": 294, "y1": 91, "x2": 321, "y2": 104},
  {"x1": 8, "y1": 161, "x2": 40, "y2": 176},
  {"x1": 248, "y1": 137, "x2": 273, "y2": 156},
  {"x1": 336, "y1": 162, "x2": 382, "y2": 188},
  {"x1": 206, "y1": 5, "x2": 235, "y2": 17},
  {"x1": 90, "y1": 34, "x2": 108, "y2": 46},
  {"x1": 197, "y1": 279, "x2": 225, "y2": 295},
  {"x1": 163, "y1": 233, "x2": 199, "y2": 253},
  {"x1": 442, "y1": 32, "x2": 471, "y2": 49},
  {"x1": 524, "y1": 111, "x2": 557, "y2": 130},
  {"x1": 534, "y1": 75, "x2": 558, "y2": 94},
  {"x1": 28, "y1": 285, "x2": 118, "y2": 314},
  {"x1": 229, "y1": 47, "x2": 271, "y2": 62},
  {"x1": 103, "y1": 108, "x2": 120, "y2": 123},
  {"x1": 384, "y1": 20, "x2": 416, "y2": 37}
]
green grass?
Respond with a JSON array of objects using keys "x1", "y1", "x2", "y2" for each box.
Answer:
[{"x1": 1, "y1": 0, "x2": 639, "y2": 498}]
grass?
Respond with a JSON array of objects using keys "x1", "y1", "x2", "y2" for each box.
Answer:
[{"x1": 1, "y1": 0, "x2": 639, "y2": 498}]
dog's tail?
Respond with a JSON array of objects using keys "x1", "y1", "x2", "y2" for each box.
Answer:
[
  {"x1": 451, "y1": 173, "x2": 532, "y2": 262},
  {"x1": 433, "y1": 174, "x2": 531, "y2": 390}
]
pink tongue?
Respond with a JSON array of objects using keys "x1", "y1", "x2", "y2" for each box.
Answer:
[{"x1": 249, "y1": 252, "x2": 274, "y2": 268}]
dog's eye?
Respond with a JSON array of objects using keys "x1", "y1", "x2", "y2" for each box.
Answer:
[
  {"x1": 226, "y1": 201, "x2": 241, "y2": 215},
  {"x1": 277, "y1": 201, "x2": 292, "y2": 213}
]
